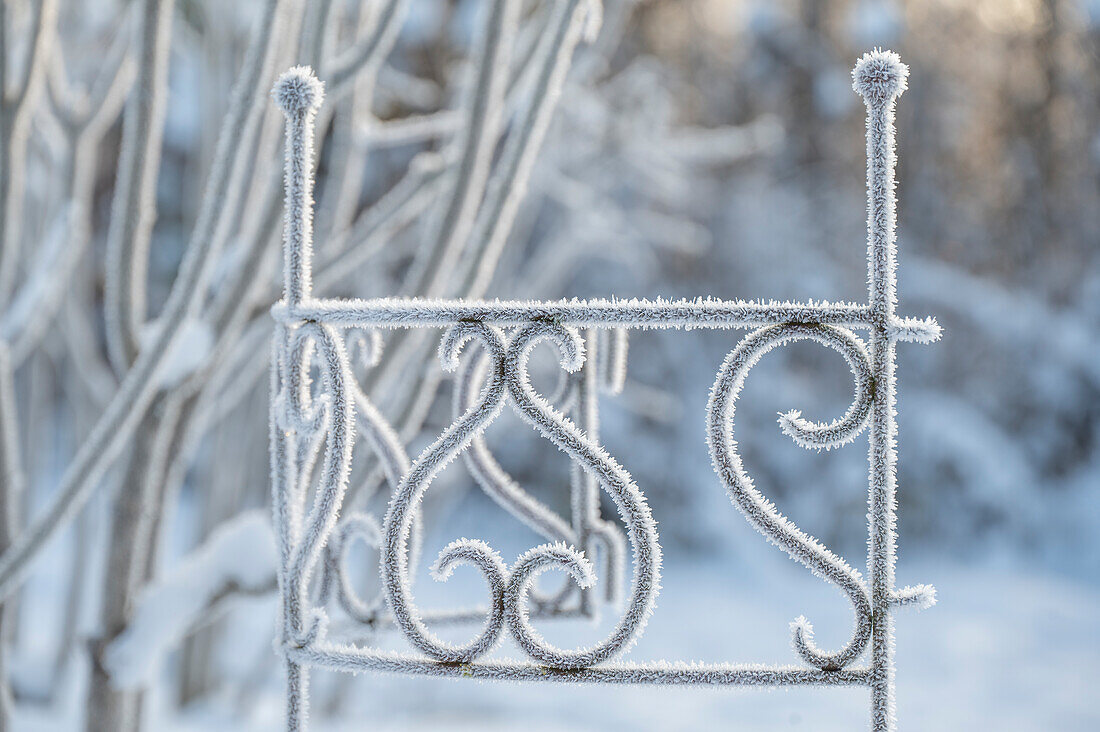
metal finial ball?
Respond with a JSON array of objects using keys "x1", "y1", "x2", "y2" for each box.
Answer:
[
  {"x1": 852, "y1": 49, "x2": 908, "y2": 104},
  {"x1": 273, "y1": 66, "x2": 324, "y2": 116}
]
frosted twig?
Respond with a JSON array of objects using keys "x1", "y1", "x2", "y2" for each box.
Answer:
[
  {"x1": 103, "y1": 0, "x2": 174, "y2": 372},
  {"x1": 359, "y1": 0, "x2": 524, "y2": 423},
  {"x1": 0, "y1": 0, "x2": 284, "y2": 603},
  {"x1": 357, "y1": 110, "x2": 463, "y2": 148},
  {"x1": 459, "y1": 0, "x2": 598, "y2": 297},
  {"x1": 0, "y1": 344, "x2": 22, "y2": 727},
  {"x1": 2, "y1": 42, "x2": 135, "y2": 366},
  {"x1": 403, "y1": 0, "x2": 519, "y2": 299},
  {"x1": 315, "y1": 154, "x2": 448, "y2": 290},
  {"x1": 325, "y1": 0, "x2": 413, "y2": 99},
  {"x1": 0, "y1": 0, "x2": 57, "y2": 308}
]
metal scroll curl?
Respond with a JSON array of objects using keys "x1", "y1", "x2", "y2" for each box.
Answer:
[{"x1": 706, "y1": 323, "x2": 874, "y2": 671}]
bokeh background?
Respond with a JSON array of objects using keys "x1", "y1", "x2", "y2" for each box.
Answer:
[{"x1": 5, "y1": 0, "x2": 1099, "y2": 729}]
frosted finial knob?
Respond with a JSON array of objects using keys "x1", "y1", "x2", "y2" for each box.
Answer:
[
  {"x1": 852, "y1": 49, "x2": 908, "y2": 105},
  {"x1": 273, "y1": 66, "x2": 324, "y2": 116}
]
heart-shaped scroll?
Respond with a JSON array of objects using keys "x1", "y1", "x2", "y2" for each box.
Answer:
[
  {"x1": 455, "y1": 333, "x2": 625, "y2": 611},
  {"x1": 379, "y1": 321, "x2": 661, "y2": 669}
]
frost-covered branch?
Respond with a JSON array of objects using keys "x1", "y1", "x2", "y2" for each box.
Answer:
[
  {"x1": 403, "y1": 0, "x2": 519, "y2": 299},
  {"x1": 103, "y1": 0, "x2": 174, "y2": 372},
  {"x1": 0, "y1": 0, "x2": 57, "y2": 308},
  {"x1": 0, "y1": 344, "x2": 22, "y2": 727},
  {"x1": 0, "y1": 0, "x2": 285, "y2": 604},
  {"x1": 0, "y1": 37, "x2": 135, "y2": 367},
  {"x1": 458, "y1": 0, "x2": 599, "y2": 298}
]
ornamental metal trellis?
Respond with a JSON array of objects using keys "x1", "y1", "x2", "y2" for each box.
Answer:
[{"x1": 269, "y1": 50, "x2": 940, "y2": 732}]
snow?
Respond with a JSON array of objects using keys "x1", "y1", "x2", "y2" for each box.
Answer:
[
  {"x1": 101, "y1": 511, "x2": 276, "y2": 689},
  {"x1": 145, "y1": 317, "x2": 215, "y2": 389},
  {"x1": 15, "y1": 552, "x2": 1098, "y2": 730}
]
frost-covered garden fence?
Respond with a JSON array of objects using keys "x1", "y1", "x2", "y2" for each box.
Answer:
[{"x1": 270, "y1": 48, "x2": 940, "y2": 732}]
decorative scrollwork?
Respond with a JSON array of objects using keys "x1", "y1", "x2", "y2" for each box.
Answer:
[
  {"x1": 456, "y1": 344, "x2": 579, "y2": 548},
  {"x1": 273, "y1": 319, "x2": 357, "y2": 646},
  {"x1": 502, "y1": 322, "x2": 660, "y2": 668},
  {"x1": 376, "y1": 320, "x2": 661, "y2": 669},
  {"x1": 324, "y1": 511, "x2": 385, "y2": 623},
  {"x1": 381, "y1": 321, "x2": 511, "y2": 662},
  {"x1": 707, "y1": 323, "x2": 873, "y2": 670},
  {"x1": 456, "y1": 345, "x2": 580, "y2": 611},
  {"x1": 454, "y1": 330, "x2": 626, "y2": 613}
]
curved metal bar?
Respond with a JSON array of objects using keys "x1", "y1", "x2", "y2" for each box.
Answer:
[
  {"x1": 457, "y1": 349, "x2": 579, "y2": 610},
  {"x1": 327, "y1": 512, "x2": 386, "y2": 623},
  {"x1": 502, "y1": 322, "x2": 661, "y2": 669},
  {"x1": 706, "y1": 323, "x2": 873, "y2": 670},
  {"x1": 456, "y1": 349, "x2": 578, "y2": 546},
  {"x1": 284, "y1": 321, "x2": 358, "y2": 646},
  {"x1": 380, "y1": 322, "x2": 511, "y2": 662}
]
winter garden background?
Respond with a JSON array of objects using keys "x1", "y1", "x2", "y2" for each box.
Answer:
[{"x1": 0, "y1": 0, "x2": 1097, "y2": 729}]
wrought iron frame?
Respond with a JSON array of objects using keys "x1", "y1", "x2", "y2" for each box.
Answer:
[{"x1": 269, "y1": 50, "x2": 939, "y2": 732}]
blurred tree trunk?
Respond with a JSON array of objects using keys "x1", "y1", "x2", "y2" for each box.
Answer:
[{"x1": 86, "y1": 411, "x2": 158, "y2": 732}]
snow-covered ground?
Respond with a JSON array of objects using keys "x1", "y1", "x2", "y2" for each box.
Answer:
[
  {"x1": 311, "y1": 561, "x2": 1100, "y2": 731},
  {"x1": 17, "y1": 549, "x2": 1098, "y2": 730}
]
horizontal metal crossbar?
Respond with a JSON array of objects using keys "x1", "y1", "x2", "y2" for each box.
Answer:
[
  {"x1": 276, "y1": 297, "x2": 939, "y2": 340},
  {"x1": 290, "y1": 646, "x2": 871, "y2": 687}
]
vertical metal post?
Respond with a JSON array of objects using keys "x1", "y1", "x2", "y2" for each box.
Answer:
[
  {"x1": 572, "y1": 328, "x2": 600, "y2": 615},
  {"x1": 854, "y1": 50, "x2": 907, "y2": 732},
  {"x1": 273, "y1": 67, "x2": 324, "y2": 732}
]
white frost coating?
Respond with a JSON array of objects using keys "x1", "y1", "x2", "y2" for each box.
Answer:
[
  {"x1": 0, "y1": 206, "x2": 73, "y2": 343},
  {"x1": 380, "y1": 322, "x2": 512, "y2": 663},
  {"x1": 853, "y1": 48, "x2": 924, "y2": 732},
  {"x1": 852, "y1": 48, "x2": 907, "y2": 106},
  {"x1": 103, "y1": 511, "x2": 276, "y2": 688},
  {"x1": 457, "y1": 350, "x2": 578, "y2": 547},
  {"x1": 281, "y1": 296, "x2": 873, "y2": 328},
  {"x1": 103, "y1": 0, "x2": 174, "y2": 372},
  {"x1": 268, "y1": 47, "x2": 938, "y2": 732},
  {"x1": 272, "y1": 66, "x2": 325, "y2": 307},
  {"x1": 893, "y1": 583, "x2": 937, "y2": 610},
  {"x1": 459, "y1": 0, "x2": 597, "y2": 297},
  {"x1": 0, "y1": 0, "x2": 58, "y2": 309},
  {"x1": 273, "y1": 65, "x2": 325, "y2": 117},
  {"x1": 271, "y1": 66, "x2": 356, "y2": 732},
  {"x1": 451, "y1": 330, "x2": 627, "y2": 613},
  {"x1": 708, "y1": 323, "x2": 874, "y2": 670},
  {"x1": 403, "y1": 0, "x2": 519, "y2": 300},
  {"x1": 598, "y1": 328, "x2": 628, "y2": 395}
]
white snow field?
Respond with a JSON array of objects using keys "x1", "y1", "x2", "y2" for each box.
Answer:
[{"x1": 16, "y1": 547, "x2": 1098, "y2": 730}]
